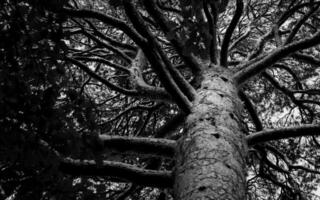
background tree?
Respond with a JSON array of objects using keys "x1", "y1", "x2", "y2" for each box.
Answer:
[{"x1": 1, "y1": 0, "x2": 320, "y2": 199}]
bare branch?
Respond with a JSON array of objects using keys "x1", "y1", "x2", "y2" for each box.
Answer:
[
  {"x1": 74, "y1": 56, "x2": 130, "y2": 73},
  {"x1": 238, "y1": 90, "x2": 263, "y2": 131},
  {"x1": 220, "y1": 0, "x2": 243, "y2": 67},
  {"x1": 292, "y1": 53, "x2": 320, "y2": 66},
  {"x1": 66, "y1": 57, "x2": 138, "y2": 95},
  {"x1": 80, "y1": 30, "x2": 132, "y2": 63},
  {"x1": 246, "y1": 125, "x2": 320, "y2": 145},
  {"x1": 284, "y1": 5, "x2": 319, "y2": 44},
  {"x1": 234, "y1": 30, "x2": 320, "y2": 85},
  {"x1": 39, "y1": 140, "x2": 172, "y2": 188},
  {"x1": 59, "y1": 158, "x2": 173, "y2": 188},
  {"x1": 229, "y1": 26, "x2": 251, "y2": 51},
  {"x1": 84, "y1": 19, "x2": 137, "y2": 52},
  {"x1": 143, "y1": 0, "x2": 202, "y2": 74},
  {"x1": 66, "y1": 57, "x2": 172, "y2": 102},
  {"x1": 122, "y1": 1, "x2": 193, "y2": 113},
  {"x1": 59, "y1": 7, "x2": 146, "y2": 46},
  {"x1": 99, "y1": 135, "x2": 176, "y2": 157}
]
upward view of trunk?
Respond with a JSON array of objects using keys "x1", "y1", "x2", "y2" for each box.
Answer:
[
  {"x1": 174, "y1": 67, "x2": 248, "y2": 200},
  {"x1": 6, "y1": 1, "x2": 320, "y2": 200}
]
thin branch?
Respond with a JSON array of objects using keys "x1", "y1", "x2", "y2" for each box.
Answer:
[
  {"x1": 246, "y1": 124, "x2": 320, "y2": 145},
  {"x1": 59, "y1": 8, "x2": 147, "y2": 46},
  {"x1": 289, "y1": 164, "x2": 320, "y2": 175},
  {"x1": 99, "y1": 105, "x2": 160, "y2": 126},
  {"x1": 292, "y1": 53, "x2": 320, "y2": 66},
  {"x1": 84, "y1": 19, "x2": 137, "y2": 52},
  {"x1": 229, "y1": 26, "x2": 251, "y2": 51},
  {"x1": 293, "y1": 89, "x2": 320, "y2": 95},
  {"x1": 74, "y1": 56, "x2": 130, "y2": 73},
  {"x1": 273, "y1": 64, "x2": 302, "y2": 89},
  {"x1": 67, "y1": 57, "x2": 172, "y2": 102},
  {"x1": 278, "y1": 1, "x2": 320, "y2": 26},
  {"x1": 284, "y1": 5, "x2": 319, "y2": 44},
  {"x1": 262, "y1": 72, "x2": 312, "y2": 118},
  {"x1": 66, "y1": 57, "x2": 138, "y2": 95},
  {"x1": 80, "y1": 30, "x2": 132, "y2": 63}
]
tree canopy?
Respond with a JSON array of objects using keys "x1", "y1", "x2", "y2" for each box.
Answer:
[{"x1": 1, "y1": 0, "x2": 320, "y2": 199}]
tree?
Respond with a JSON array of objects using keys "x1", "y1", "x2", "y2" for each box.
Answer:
[{"x1": 1, "y1": 0, "x2": 320, "y2": 199}]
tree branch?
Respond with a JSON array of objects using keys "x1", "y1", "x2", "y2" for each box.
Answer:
[
  {"x1": 59, "y1": 7, "x2": 146, "y2": 46},
  {"x1": 39, "y1": 139, "x2": 173, "y2": 188},
  {"x1": 84, "y1": 19, "x2": 137, "y2": 52},
  {"x1": 59, "y1": 158, "x2": 173, "y2": 188},
  {"x1": 234, "y1": 30, "x2": 320, "y2": 85},
  {"x1": 238, "y1": 90, "x2": 263, "y2": 131},
  {"x1": 284, "y1": 5, "x2": 319, "y2": 45},
  {"x1": 220, "y1": 0, "x2": 243, "y2": 67},
  {"x1": 66, "y1": 57, "x2": 138, "y2": 95},
  {"x1": 246, "y1": 124, "x2": 320, "y2": 145},
  {"x1": 292, "y1": 53, "x2": 320, "y2": 66},
  {"x1": 74, "y1": 56, "x2": 129, "y2": 73},
  {"x1": 66, "y1": 57, "x2": 172, "y2": 102},
  {"x1": 229, "y1": 26, "x2": 251, "y2": 51},
  {"x1": 122, "y1": 1, "x2": 193, "y2": 113},
  {"x1": 142, "y1": 0, "x2": 202, "y2": 74},
  {"x1": 98, "y1": 136, "x2": 176, "y2": 158}
]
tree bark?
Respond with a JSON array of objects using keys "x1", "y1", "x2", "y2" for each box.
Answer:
[{"x1": 174, "y1": 68, "x2": 248, "y2": 200}]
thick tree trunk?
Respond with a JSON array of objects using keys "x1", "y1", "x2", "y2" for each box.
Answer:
[{"x1": 174, "y1": 68, "x2": 248, "y2": 200}]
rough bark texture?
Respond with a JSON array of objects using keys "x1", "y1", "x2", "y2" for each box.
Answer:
[{"x1": 174, "y1": 67, "x2": 248, "y2": 200}]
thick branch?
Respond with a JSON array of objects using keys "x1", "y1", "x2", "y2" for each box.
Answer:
[
  {"x1": 208, "y1": 2, "x2": 219, "y2": 64},
  {"x1": 143, "y1": 0, "x2": 202, "y2": 74},
  {"x1": 59, "y1": 158, "x2": 173, "y2": 188},
  {"x1": 234, "y1": 30, "x2": 320, "y2": 85},
  {"x1": 122, "y1": 1, "x2": 193, "y2": 113},
  {"x1": 99, "y1": 136, "x2": 176, "y2": 157},
  {"x1": 238, "y1": 90, "x2": 263, "y2": 131},
  {"x1": 246, "y1": 124, "x2": 320, "y2": 145},
  {"x1": 220, "y1": 0, "x2": 243, "y2": 67},
  {"x1": 154, "y1": 113, "x2": 187, "y2": 138}
]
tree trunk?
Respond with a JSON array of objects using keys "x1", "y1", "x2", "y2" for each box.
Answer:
[{"x1": 174, "y1": 68, "x2": 248, "y2": 200}]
